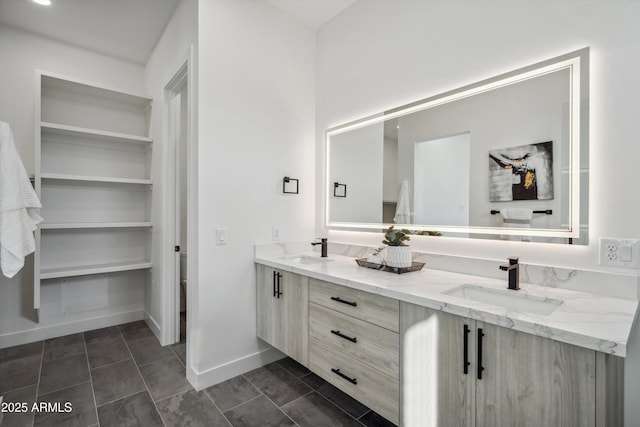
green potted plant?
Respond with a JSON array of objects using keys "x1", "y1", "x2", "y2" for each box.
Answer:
[{"x1": 382, "y1": 226, "x2": 412, "y2": 267}]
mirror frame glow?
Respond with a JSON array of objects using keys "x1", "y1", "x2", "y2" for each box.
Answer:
[{"x1": 325, "y1": 48, "x2": 588, "y2": 240}]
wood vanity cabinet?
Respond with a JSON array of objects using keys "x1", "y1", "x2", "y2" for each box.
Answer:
[
  {"x1": 400, "y1": 302, "x2": 623, "y2": 427},
  {"x1": 308, "y1": 279, "x2": 400, "y2": 425},
  {"x1": 256, "y1": 265, "x2": 308, "y2": 364}
]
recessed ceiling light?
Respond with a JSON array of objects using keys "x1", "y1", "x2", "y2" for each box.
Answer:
[{"x1": 33, "y1": 0, "x2": 52, "y2": 5}]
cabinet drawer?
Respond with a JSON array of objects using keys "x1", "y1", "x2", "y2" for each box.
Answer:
[
  {"x1": 309, "y1": 279, "x2": 399, "y2": 332},
  {"x1": 309, "y1": 338, "x2": 399, "y2": 425},
  {"x1": 309, "y1": 302, "x2": 398, "y2": 379}
]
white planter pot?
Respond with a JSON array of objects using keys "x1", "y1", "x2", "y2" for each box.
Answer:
[{"x1": 386, "y1": 246, "x2": 412, "y2": 268}]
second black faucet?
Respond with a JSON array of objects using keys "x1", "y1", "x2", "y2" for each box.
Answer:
[{"x1": 499, "y1": 256, "x2": 520, "y2": 290}]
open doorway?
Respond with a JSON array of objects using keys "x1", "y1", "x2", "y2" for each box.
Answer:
[{"x1": 413, "y1": 132, "x2": 471, "y2": 235}]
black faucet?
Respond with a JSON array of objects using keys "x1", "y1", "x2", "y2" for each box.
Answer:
[
  {"x1": 499, "y1": 257, "x2": 520, "y2": 290},
  {"x1": 311, "y1": 238, "x2": 328, "y2": 257}
]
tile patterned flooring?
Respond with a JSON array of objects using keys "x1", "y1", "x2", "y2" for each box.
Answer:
[{"x1": 0, "y1": 321, "x2": 397, "y2": 426}]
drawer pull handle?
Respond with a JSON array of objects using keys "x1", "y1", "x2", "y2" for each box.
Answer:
[
  {"x1": 330, "y1": 296, "x2": 357, "y2": 307},
  {"x1": 331, "y1": 330, "x2": 357, "y2": 343},
  {"x1": 331, "y1": 368, "x2": 357, "y2": 385}
]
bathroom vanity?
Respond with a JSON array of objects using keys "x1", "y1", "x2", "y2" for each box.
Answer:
[{"x1": 255, "y1": 244, "x2": 637, "y2": 426}]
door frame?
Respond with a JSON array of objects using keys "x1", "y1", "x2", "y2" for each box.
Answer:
[{"x1": 163, "y1": 45, "x2": 196, "y2": 346}]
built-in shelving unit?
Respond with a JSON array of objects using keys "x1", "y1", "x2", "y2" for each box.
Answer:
[{"x1": 34, "y1": 70, "x2": 153, "y2": 321}]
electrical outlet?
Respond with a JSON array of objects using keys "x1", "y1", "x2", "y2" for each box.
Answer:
[
  {"x1": 272, "y1": 226, "x2": 280, "y2": 241},
  {"x1": 600, "y1": 238, "x2": 640, "y2": 268}
]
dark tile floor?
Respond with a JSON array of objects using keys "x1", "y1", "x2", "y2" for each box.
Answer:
[{"x1": 0, "y1": 321, "x2": 397, "y2": 426}]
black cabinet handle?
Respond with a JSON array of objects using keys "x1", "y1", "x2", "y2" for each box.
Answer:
[
  {"x1": 463, "y1": 324, "x2": 470, "y2": 375},
  {"x1": 272, "y1": 271, "x2": 277, "y2": 297},
  {"x1": 477, "y1": 328, "x2": 485, "y2": 380},
  {"x1": 331, "y1": 368, "x2": 357, "y2": 385},
  {"x1": 330, "y1": 296, "x2": 357, "y2": 307},
  {"x1": 331, "y1": 329, "x2": 357, "y2": 343},
  {"x1": 276, "y1": 272, "x2": 283, "y2": 298}
]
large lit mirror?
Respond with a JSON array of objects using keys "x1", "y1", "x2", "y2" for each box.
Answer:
[{"x1": 326, "y1": 48, "x2": 588, "y2": 244}]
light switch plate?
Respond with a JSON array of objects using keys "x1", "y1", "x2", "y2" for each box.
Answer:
[
  {"x1": 216, "y1": 228, "x2": 227, "y2": 245},
  {"x1": 599, "y1": 238, "x2": 640, "y2": 268}
]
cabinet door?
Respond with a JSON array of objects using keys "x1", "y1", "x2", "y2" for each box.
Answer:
[
  {"x1": 279, "y1": 269, "x2": 308, "y2": 364},
  {"x1": 475, "y1": 322, "x2": 596, "y2": 427},
  {"x1": 256, "y1": 265, "x2": 281, "y2": 348},
  {"x1": 256, "y1": 265, "x2": 308, "y2": 364},
  {"x1": 400, "y1": 302, "x2": 474, "y2": 427}
]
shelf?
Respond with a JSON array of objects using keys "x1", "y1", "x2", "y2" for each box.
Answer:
[
  {"x1": 41, "y1": 122, "x2": 152, "y2": 146},
  {"x1": 41, "y1": 173, "x2": 152, "y2": 185},
  {"x1": 40, "y1": 261, "x2": 152, "y2": 280},
  {"x1": 41, "y1": 73, "x2": 152, "y2": 107},
  {"x1": 40, "y1": 222, "x2": 152, "y2": 230}
]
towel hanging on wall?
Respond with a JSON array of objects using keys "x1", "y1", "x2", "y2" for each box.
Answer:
[
  {"x1": 499, "y1": 208, "x2": 533, "y2": 242},
  {"x1": 499, "y1": 208, "x2": 533, "y2": 227},
  {"x1": 0, "y1": 121, "x2": 42, "y2": 278},
  {"x1": 394, "y1": 180, "x2": 411, "y2": 224}
]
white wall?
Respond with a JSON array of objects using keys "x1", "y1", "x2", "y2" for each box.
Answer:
[
  {"x1": 0, "y1": 25, "x2": 146, "y2": 346},
  {"x1": 143, "y1": 0, "x2": 197, "y2": 343},
  {"x1": 329, "y1": 123, "x2": 383, "y2": 223},
  {"x1": 192, "y1": 0, "x2": 316, "y2": 387},
  {"x1": 316, "y1": 1, "x2": 640, "y2": 422},
  {"x1": 383, "y1": 136, "x2": 398, "y2": 203}
]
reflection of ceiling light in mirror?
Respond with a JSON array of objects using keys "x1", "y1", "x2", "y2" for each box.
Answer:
[{"x1": 33, "y1": 0, "x2": 52, "y2": 5}]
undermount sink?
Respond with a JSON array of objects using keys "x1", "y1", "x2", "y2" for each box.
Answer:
[
  {"x1": 280, "y1": 255, "x2": 334, "y2": 265},
  {"x1": 443, "y1": 284, "x2": 563, "y2": 315}
]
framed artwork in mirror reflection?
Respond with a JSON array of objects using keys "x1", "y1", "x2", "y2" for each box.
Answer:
[{"x1": 489, "y1": 141, "x2": 554, "y2": 202}]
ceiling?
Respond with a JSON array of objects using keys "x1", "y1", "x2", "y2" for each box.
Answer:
[
  {"x1": 0, "y1": 0, "x2": 181, "y2": 64},
  {"x1": 266, "y1": 0, "x2": 356, "y2": 29},
  {"x1": 0, "y1": 0, "x2": 355, "y2": 65}
]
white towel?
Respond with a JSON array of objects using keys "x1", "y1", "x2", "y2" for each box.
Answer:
[
  {"x1": 499, "y1": 208, "x2": 533, "y2": 242},
  {"x1": 499, "y1": 208, "x2": 533, "y2": 227},
  {"x1": 0, "y1": 121, "x2": 42, "y2": 278},
  {"x1": 393, "y1": 180, "x2": 411, "y2": 224}
]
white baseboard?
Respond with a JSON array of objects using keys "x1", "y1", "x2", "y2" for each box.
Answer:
[
  {"x1": 0, "y1": 309, "x2": 144, "y2": 349},
  {"x1": 145, "y1": 311, "x2": 162, "y2": 342},
  {"x1": 187, "y1": 347, "x2": 285, "y2": 391}
]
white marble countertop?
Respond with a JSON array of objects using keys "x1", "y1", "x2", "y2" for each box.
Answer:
[{"x1": 255, "y1": 246, "x2": 638, "y2": 357}]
